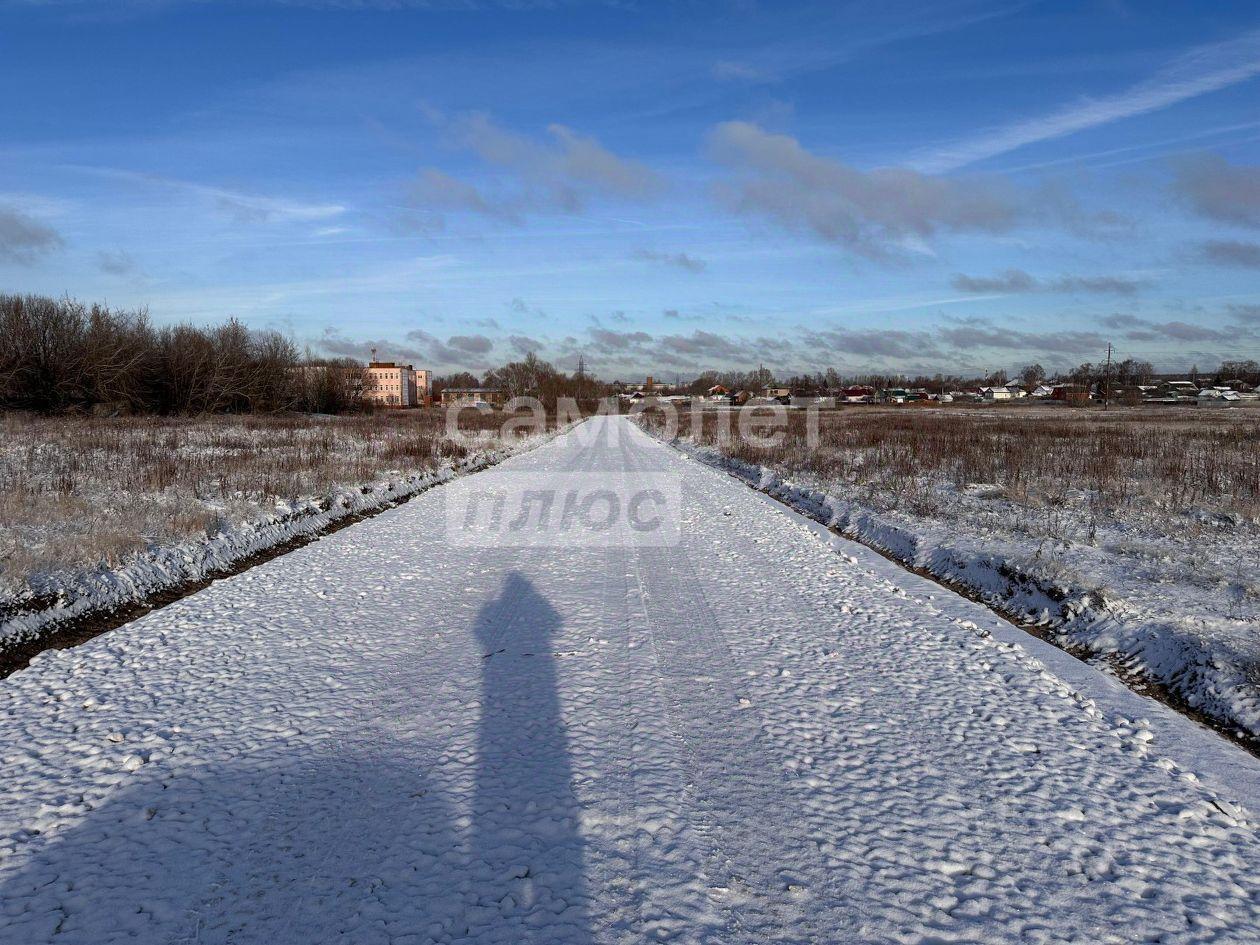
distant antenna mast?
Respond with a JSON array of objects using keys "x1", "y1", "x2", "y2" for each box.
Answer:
[
  {"x1": 1103, "y1": 342, "x2": 1112, "y2": 410},
  {"x1": 370, "y1": 346, "x2": 378, "y2": 363}
]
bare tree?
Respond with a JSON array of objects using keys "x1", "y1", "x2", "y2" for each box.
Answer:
[{"x1": 0, "y1": 294, "x2": 311, "y2": 415}]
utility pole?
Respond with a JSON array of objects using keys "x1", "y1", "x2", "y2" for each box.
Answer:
[{"x1": 1103, "y1": 342, "x2": 1113, "y2": 410}]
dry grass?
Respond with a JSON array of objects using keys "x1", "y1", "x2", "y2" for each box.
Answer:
[
  {"x1": 0, "y1": 409, "x2": 521, "y2": 594},
  {"x1": 647, "y1": 403, "x2": 1260, "y2": 525}
]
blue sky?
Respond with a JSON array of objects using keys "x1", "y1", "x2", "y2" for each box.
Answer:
[{"x1": 2, "y1": 0, "x2": 1260, "y2": 379}]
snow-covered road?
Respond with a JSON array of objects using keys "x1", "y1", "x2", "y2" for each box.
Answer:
[{"x1": 3, "y1": 416, "x2": 1259, "y2": 944}]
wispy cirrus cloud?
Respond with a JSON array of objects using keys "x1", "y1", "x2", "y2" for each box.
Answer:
[
  {"x1": 711, "y1": 60, "x2": 770, "y2": 82},
  {"x1": 913, "y1": 28, "x2": 1260, "y2": 172},
  {"x1": 952, "y1": 269, "x2": 1145, "y2": 294},
  {"x1": 63, "y1": 165, "x2": 346, "y2": 223}
]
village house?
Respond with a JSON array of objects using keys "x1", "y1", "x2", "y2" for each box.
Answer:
[
  {"x1": 1050, "y1": 383, "x2": 1089, "y2": 403},
  {"x1": 1159, "y1": 380, "x2": 1199, "y2": 398},
  {"x1": 440, "y1": 387, "x2": 508, "y2": 408},
  {"x1": 1218, "y1": 378, "x2": 1256, "y2": 393},
  {"x1": 1198, "y1": 388, "x2": 1242, "y2": 407},
  {"x1": 790, "y1": 393, "x2": 837, "y2": 408}
]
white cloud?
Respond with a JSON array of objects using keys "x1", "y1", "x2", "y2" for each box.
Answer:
[
  {"x1": 1171, "y1": 153, "x2": 1260, "y2": 228},
  {"x1": 709, "y1": 121, "x2": 1019, "y2": 259},
  {"x1": 631, "y1": 248, "x2": 707, "y2": 272},
  {"x1": 913, "y1": 29, "x2": 1260, "y2": 172},
  {"x1": 0, "y1": 205, "x2": 63, "y2": 264},
  {"x1": 410, "y1": 112, "x2": 663, "y2": 223},
  {"x1": 711, "y1": 60, "x2": 769, "y2": 82},
  {"x1": 97, "y1": 249, "x2": 139, "y2": 276},
  {"x1": 63, "y1": 165, "x2": 346, "y2": 223},
  {"x1": 952, "y1": 269, "x2": 1145, "y2": 294}
]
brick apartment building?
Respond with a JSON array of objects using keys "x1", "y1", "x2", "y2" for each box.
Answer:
[{"x1": 363, "y1": 361, "x2": 424, "y2": 407}]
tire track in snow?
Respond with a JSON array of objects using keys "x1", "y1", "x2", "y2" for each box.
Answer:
[{"x1": 616, "y1": 422, "x2": 870, "y2": 944}]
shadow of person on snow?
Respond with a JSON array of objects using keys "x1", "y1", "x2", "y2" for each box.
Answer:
[
  {"x1": 0, "y1": 753, "x2": 459, "y2": 945},
  {"x1": 468, "y1": 571, "x2": 592, "y2": 943}
]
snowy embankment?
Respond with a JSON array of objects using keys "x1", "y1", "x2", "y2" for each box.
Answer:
[
  {"x1": 0, "y1": 430, "x2": 562, "y2": 652},
  {"x1": 661, "y1": 435, "x2": 1260, "y2": 745}
]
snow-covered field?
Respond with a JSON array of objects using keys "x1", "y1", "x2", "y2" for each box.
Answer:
[
  {"x1": 0, "y1": 410, "x2": 555, "y2": 652},
  {"x1": 1, "y1": 416, "x2": 1258, "y2": 944},
  {"x1": 639, "y1": 406, "x2": 1260, "y2": 745}
]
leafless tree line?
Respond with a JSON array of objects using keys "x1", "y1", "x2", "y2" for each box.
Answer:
[
  {"x1": 435, "y1": 352, "x2": 615, "y2": 409},
  {"x1": 0, "y1": 294, "x2": 363, "y2": 415}
]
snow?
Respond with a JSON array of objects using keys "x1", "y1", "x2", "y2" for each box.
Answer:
[
  {"x1": 1, "y1": 430, "x2": 564, "y2": 652},
  {"x1": 661, "y1": 435, "x2": 1260, "y2": 745},
  {"x1": 2, "y1": 416, "x2": 1259, "y2": 944}
]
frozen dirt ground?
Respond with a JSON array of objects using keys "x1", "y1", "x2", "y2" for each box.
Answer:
[{"x1": 1, "y1": 416, "x2": 1259, "y2": 944}]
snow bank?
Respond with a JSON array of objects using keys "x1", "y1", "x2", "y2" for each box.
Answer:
[
  {"x1": 1, "y1": 430, "x2": 567, "y2": 650},
  {"x1": 665, "y1": 437, "x2": 1260, "y2": 744}
]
